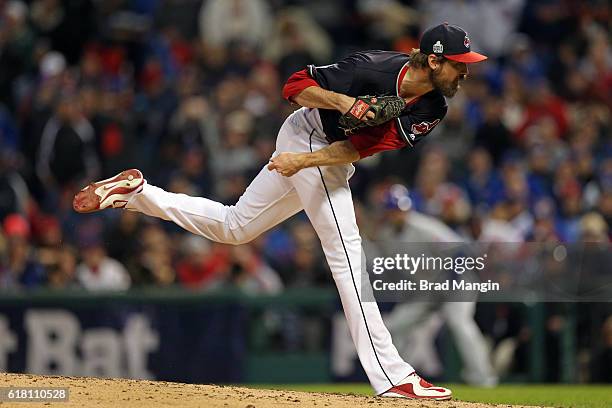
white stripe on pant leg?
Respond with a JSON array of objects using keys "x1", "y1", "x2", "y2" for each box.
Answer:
[
  {"x1": 289, "y1": 163, "x2": 414, "y2": 394},
  {"x1": 126, "y1": 164, "x2": 303, "y2": 245}
]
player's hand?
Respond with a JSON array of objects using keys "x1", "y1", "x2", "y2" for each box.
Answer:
[
  {"x1": 340, "y1": 97, "x2": 376, "y2": 121},
  {"x1": 338, "y1": 95, "x2": 406, "y2": 134},
  {"x1": 361, "y1": 97, "x2": 377, "y2": 121},
  {"x1": 267, "y1": 152, "x2": 305, "y2": 177}
]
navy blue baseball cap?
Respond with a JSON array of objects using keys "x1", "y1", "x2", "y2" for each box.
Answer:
[{"x1": 419, "y1": 23, "x2": 487, "y2": 63}]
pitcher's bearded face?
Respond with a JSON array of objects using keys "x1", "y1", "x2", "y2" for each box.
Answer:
[{"x1": 430, "y1": 59, "x2": 468, "y2": 98}]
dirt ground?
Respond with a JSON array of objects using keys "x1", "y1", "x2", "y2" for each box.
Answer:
[{"x1": 0, "y1": 373, "x2": 539, "y2": 408}]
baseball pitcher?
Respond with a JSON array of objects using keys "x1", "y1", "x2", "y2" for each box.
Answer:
[{"x1": 73, "y1": 23, "x2": 487, "y2": 400}]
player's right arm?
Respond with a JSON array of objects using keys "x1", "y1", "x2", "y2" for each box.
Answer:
[{"x1": 267, "y1": 141, "x2": 360, "y2": 177}]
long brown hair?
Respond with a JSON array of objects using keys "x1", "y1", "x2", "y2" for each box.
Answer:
[
  {"x1": 409, "y1": 49, "x2": 447, "y2": 69},
  {"x1": 408, "y1": 49, "x2": 430, "y2": 69}
]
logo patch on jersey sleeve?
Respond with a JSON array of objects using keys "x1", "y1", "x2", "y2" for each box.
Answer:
[{"x1": 411, "y1": 119, "x2": 440, "y2": 135}]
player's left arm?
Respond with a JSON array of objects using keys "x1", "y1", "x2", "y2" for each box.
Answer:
[{"x1": 267, "y1": 141, "x2": 359, "y2": 177}]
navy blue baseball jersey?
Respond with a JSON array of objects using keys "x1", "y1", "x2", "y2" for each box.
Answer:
[{"x1": 307, "y1": 51, "x2": 448, "y2": 146}]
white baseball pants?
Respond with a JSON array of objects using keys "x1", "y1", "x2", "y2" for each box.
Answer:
[{"x1": 126, "y1": 107, "x2": 413, "y2": 394}]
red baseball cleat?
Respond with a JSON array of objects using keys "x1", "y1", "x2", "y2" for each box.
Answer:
[
  {"x1": 380, "y1": 372, "x2": 452, "y2": 400},
  {"x1": 73, "y1": 169, "x2": 145, "y2": 213}
]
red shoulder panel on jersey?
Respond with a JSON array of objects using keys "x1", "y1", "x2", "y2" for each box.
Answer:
[
  {"x1": 282, "y1": 69, "x2": 320, "y2": 102},
  {"x1": 348, "y1": 121, "x2": 407, "y2": 158}
]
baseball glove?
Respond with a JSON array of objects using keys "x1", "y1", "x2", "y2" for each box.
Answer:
[{"x1": 338, "y1": 95, "x2": 406, "y2": 134}]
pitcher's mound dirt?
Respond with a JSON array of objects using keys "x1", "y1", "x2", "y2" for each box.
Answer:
[{"x1": 1, "y1": 373, "x2": 536, "y2": 408}]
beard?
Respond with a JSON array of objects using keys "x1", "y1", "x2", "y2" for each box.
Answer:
[{"x1": 430, "y1": 68, "x2": 459, "y2": 98}]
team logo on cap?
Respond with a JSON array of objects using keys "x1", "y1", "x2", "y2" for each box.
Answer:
[
  {"x1": 464, "y1": 35, "x2": 470, "y2": 48},
  {"x1": 432, "y1": 40, "x2": 443, "y2": 53}
]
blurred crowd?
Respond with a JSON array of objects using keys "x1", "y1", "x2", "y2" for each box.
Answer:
[{"x1": 0, "y1": 0, "x2": 610, "y2": 381}]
